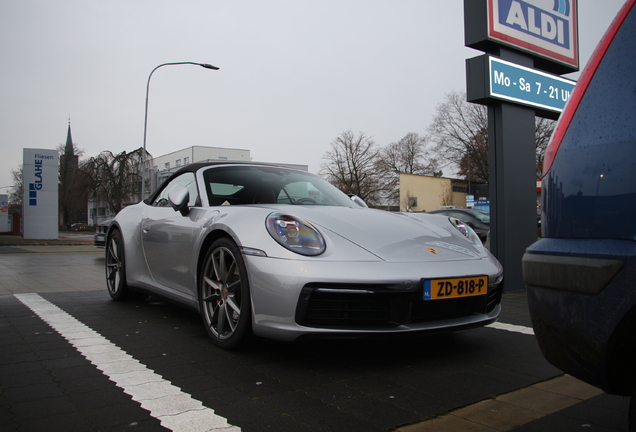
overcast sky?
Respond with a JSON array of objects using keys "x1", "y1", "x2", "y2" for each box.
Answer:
[{"x1": 0, "y1": 0, "x2": 626, "y2": 195}]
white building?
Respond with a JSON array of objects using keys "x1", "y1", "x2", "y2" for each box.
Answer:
[
  {"x1": 152, "y1": 146, "x2": 251, "y2": 173},
  {"x1": 150, "y1": 146, "x2": 252, "y2": 192}
]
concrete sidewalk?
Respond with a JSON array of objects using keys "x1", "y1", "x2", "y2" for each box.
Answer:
[
  {"x1": 0, "y1": 245, "x2": 102, "y2": 254},
  {"x1": 395, "y1": 374, "x2": 626, "y2": 432},
  {"x1": 0, "y1": 247, "x2": 104, "y2": 295}
]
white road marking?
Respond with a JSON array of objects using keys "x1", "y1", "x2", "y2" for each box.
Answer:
[
  {"x1": 487, "y1": 321, "x2": 535, "y2": 335},
  {"x1": 15, "y1": 293, "x2": 240, "y2": 432}
]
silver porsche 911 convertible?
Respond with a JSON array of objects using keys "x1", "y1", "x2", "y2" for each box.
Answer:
[{"x1": 105, "y1": 162, "x2": 504, "y2": 349}]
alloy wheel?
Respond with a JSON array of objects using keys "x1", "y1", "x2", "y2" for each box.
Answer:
[{"x1": 201, "y1": 244, "x2": 244, "y2": 341}]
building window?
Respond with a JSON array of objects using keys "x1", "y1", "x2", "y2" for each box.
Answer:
[
  {"x1": 176, "y1": 159, "x2": 181, "y2": 167},
  {"x1": 165, "y1": 162, "x2": 170, "y2": 169},
  {"x1": 184, "y1": 157, "x2": 190, "y2": 165}
]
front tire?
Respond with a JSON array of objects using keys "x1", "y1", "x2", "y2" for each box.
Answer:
[
  {"x1": 105, "y1": 229, "x2": 130, "y2": 301},
  {"x1": 199, "y1": 237, "x2": 252, "y2": 349}
]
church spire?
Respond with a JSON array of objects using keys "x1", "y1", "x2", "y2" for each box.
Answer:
[{"x1": 65, "y1": 119, "x2": 74, "y2": 156}]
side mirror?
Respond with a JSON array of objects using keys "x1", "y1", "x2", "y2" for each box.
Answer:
[
  {"x1": 347, "y1": 194, "x2": 368, "y2": 208},
  {"x1": 169, "y1": 184, "x2": 190, "y2": 216}
]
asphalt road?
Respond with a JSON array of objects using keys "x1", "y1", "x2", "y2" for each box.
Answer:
[{"x1": 0, "y1": 246, "x2": 629, "y2": 432}]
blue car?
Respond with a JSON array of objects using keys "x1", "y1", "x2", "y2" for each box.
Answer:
[{"x1": 523, "y1": 0, "x2": 636, "y2": 428}]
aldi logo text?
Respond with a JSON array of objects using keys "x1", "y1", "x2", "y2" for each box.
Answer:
[{"x1": 502, "y1": 0, "x2": 570, "y2": 47}]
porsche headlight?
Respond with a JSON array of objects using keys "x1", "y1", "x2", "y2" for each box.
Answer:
[
  {"x1": 449, "y1": 217, "x2": 482, "y2": 247},
  {"x1": 266, "y1": 212, "x2": 326, "y2": 256}
]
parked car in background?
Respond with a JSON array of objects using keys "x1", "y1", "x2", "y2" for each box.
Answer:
[
  {"x1": 426, "y1": 208, "x2": 490, "y2": 243},
  {"x1": 523, "y1": 0, "x2": 636, "y2": 428},
  {"x1": 94, "y1": 219, "x2": 112, "y2": 248},
  {"x1": 105, "y1": 162, "x2": 504, "y2": 349}
]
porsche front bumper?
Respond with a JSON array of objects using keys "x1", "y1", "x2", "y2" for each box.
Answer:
[{"x1": 245, "y1": 255, "x2": 503, "y2": 341}]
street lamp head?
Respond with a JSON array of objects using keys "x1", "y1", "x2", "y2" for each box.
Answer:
[{"x1": 199, "y1": 63, "x2": 220, "y2": 70}]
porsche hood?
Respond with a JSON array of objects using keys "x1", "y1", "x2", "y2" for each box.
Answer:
[{"x1": 276, "y1": 206, "x2": 488, "y2": 263}]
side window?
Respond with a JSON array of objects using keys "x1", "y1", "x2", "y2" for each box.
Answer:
[{"x1": 151, "y1": 172, "x2": 199, "y2": 208}]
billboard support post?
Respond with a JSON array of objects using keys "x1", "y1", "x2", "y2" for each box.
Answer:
[{"x1": 486, "y1": 49, "x2": 538, "y2": 290}]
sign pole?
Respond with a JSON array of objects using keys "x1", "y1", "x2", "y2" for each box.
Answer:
[
  {"x1": 485, "y1": 48, "x2": 538, "y2": 290},
  {"x1": 464, "y1": 0, "x2": 578, "y2": 291}
]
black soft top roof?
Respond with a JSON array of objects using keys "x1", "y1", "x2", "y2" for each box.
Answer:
[{"x1": 146, "y1": 161, "x2": 303, "y2": 204}]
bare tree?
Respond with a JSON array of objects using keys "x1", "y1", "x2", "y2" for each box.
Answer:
[
  {"x1": 56, "y1": 142, "x2": 85, "y2": 159},
  {"x1": 320, "y1": 131, "x2": 381, "y2": 205},
  {"x1": 456, "y1": 127, "x2": 489, "y2": 183},
  {"x1": 81, "y1": 148, "x2": 145, "y2": 214},
  {"x1": 375, "y1": 132, "x2": 441, "y2": 206},
  {"x1": 428, "y1": 90, "x2": 555, "y2": 182},
  {"x1": 378, "y1": 133, "x2": 429, "y2": 175},
  {"x1": 9, "y1": 166, "x2": 23, "y2": 206},
  {"x1": 534, "y1": 117, "x2": 555, "y2": 177},
  {"x1": 428, "y1": 90, "x2": 489, "y2": 182},
  {"x1": 439, "y1": 182, "x2": 454, "y2": 207},
  {"x1": 401, "y1": 190, "x2": 418, "y2": 212}
]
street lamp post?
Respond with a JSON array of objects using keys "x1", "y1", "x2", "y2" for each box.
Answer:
[{"x1": 141, "y1": 62, "x2": 219, "y2": 199}]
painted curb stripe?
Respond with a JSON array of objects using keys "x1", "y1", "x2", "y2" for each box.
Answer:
[
  {"x1": 15, "y1": 293, "x2": 240, "y2": 432},
  {"x1": 487, "y1": 321, "x2": 535, "y2": 335}
]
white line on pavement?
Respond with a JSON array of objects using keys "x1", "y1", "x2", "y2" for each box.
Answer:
[
  {"x1": 15, "y1": 293, "x2": 240, "y2": 432},
  {"x1": 487, "y1": 321, "x2": 535, "y2": 335}
]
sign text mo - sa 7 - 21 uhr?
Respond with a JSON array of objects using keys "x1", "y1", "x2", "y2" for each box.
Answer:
[
  {"x1": 489, "y1": 56, "x2": 575, "y2": 112},
  {"x1": 465, "y1": 54, "x2": 576, "y2": 117}
]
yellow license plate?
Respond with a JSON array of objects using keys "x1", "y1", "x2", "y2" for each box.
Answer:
[{"x1": 423, "y1": 276, "x2": 488, "y2": 300}]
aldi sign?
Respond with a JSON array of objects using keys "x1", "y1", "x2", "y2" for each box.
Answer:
[
  {"x1": 491, "y1": 0, "x2": 578, "y2": 67},
  {"x1": 465, "y1": 0, "x2": 579, "y2": 74}
]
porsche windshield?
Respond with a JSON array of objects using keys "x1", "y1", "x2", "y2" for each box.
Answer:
[{"x1": 203, "y1": 165, "x2": 358, "y2": 207}]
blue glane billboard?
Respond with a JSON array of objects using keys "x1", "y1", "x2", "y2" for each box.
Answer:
[
  {"x1": 488, "y1": 0, "x2": 578, "y2": 70},
  {"x1": 488, "y1": 56, "x2": 576, "y2": 112},
  {"x1": 23, "y1": 148, "x2": 58, "y2": 239}
]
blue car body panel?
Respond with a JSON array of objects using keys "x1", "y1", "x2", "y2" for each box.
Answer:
[{"x1": 524, "y1": 2, "x2": 636, "y2": 396}]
